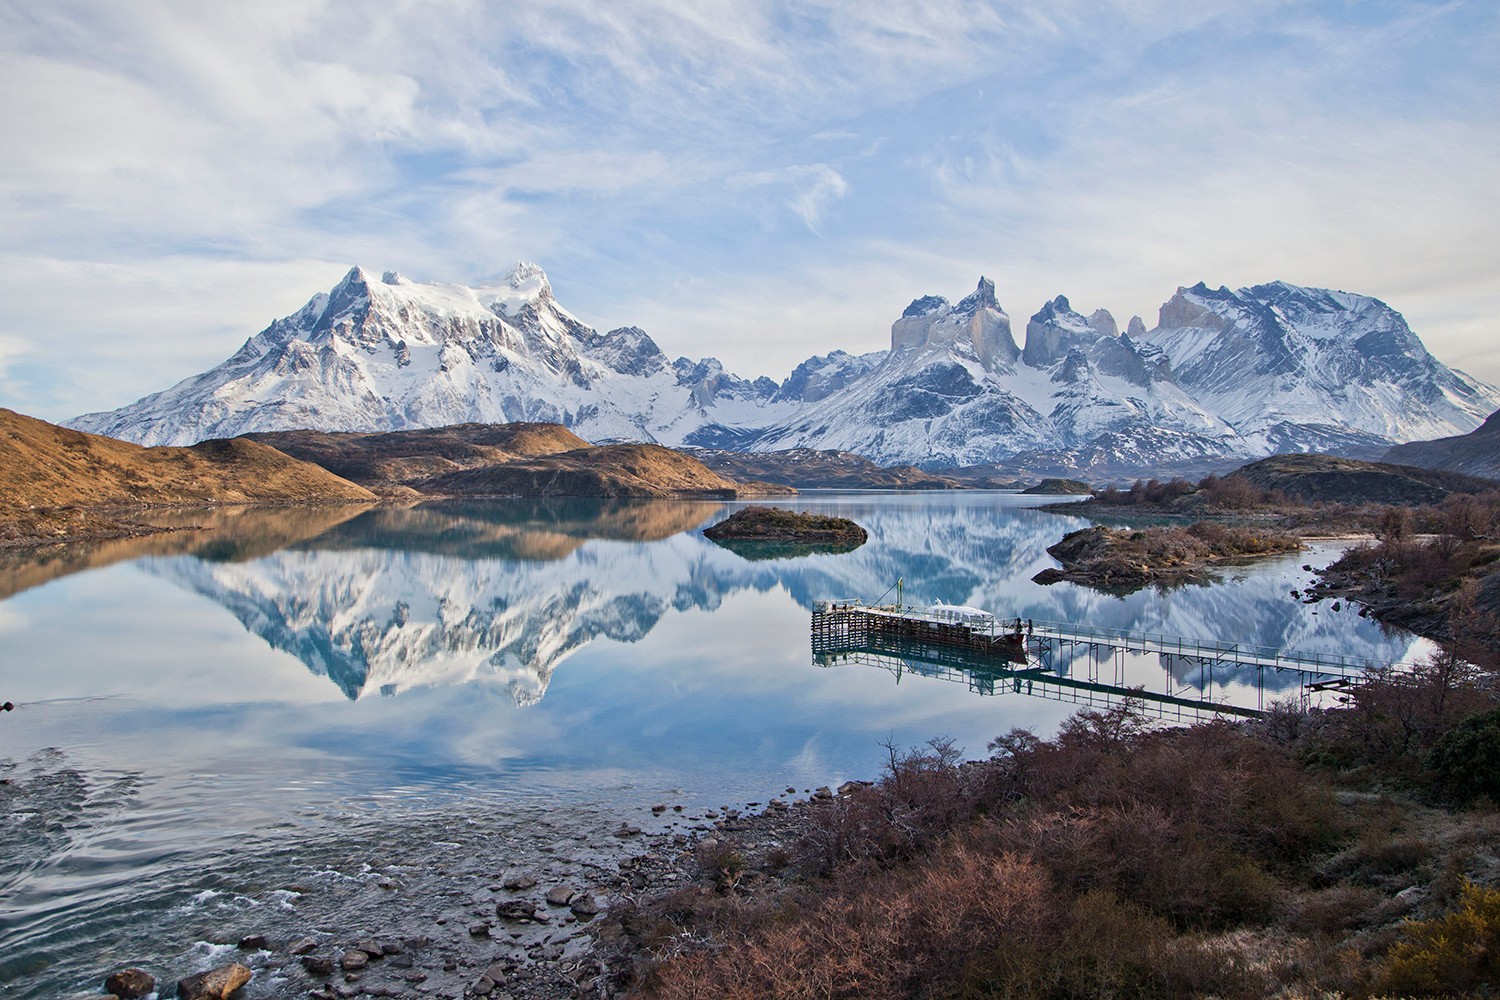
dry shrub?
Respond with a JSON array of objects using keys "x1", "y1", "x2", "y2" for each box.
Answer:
[
  {"x1": 1199, "y1": 473, "x2": 1274, "y2": 510},
  {"x1": 1376, "y1": 880, "x2": 1500, "y2": 997},
  {"x1": 1308, "y1": 654, "x2": 1495, "y2": 786},
  {"x1": 800, "y1": 736, "x2": 987, "y2": 872},
  {"x1": 643, "y1": 848, "x2": 1055, "y2": 1000},
  {"x1": 982, "y1": 711, "x2": 1344, "y2": 928},
  {"x1": 1286, "y1": 883, "x2": 1391, "y2": 935},
  {"x1": 1428, "y1": 707, "x2": 1500, "y2": 804}
]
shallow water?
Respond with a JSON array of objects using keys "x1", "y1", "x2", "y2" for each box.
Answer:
[{"x1": 0, "y1": 493, "x2": 1428, "y2": 997}]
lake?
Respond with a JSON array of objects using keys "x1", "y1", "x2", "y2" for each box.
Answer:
[{"x1": 0, "y1": 492, "x2": 1429, "y2": 997}]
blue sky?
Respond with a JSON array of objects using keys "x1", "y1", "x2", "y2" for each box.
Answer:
[{"x1": 1, "y1": 0, "x2": 1497, "y2": 423}]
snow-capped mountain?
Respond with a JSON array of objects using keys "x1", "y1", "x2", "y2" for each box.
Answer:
[
  {"x1": 749, "y1": 282, "x2": 1245, "y2": 469},
  {"x1": 70, "y1": 264, "x2": 1500, "y2": 474},
  {"x1": 1139, "y1": 282, "x2": 1500, "y2": 455},
  {"x1": 70, "y1": 263, "x2": 791, "y2": 448}
]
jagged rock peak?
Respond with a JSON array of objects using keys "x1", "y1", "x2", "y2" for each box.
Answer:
[
  {"x1": 1087, "y1": 309, "x2": 1119, "y2": 339},
  {"x1": 890, "y1": 276, "x2": 1016, "y2": 369},
  {"x1": 1023, "y1": 294, "x2": 1112, "y2": 368},
  {"x1": 956, "y1": 276, "x2": 998, "y2": 313},
  {"x1": 1035, "y1": 294, "x2": 1072, "y2": 319},
  {"x1": 1157, "y1": 284, "x2": 1230, "y2": 330},
  {"x1": 507, "y1": 260, "x2": 549, "y2": 287},
  {"x1": 1126, "y1": 316, "x2": 1147, "y2": 338},
  {"x1": 902, "y1": 295, "x2": 948, "y2": 318}
]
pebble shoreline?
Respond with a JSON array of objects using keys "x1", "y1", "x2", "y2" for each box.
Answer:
[{"x1": 90, "y1": 787, "x2": 847, "y2": 1000}]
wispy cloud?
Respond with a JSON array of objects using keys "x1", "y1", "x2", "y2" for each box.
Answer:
[{"x1": 1, "y1": 0, "x2": 1497, "y2": 416}]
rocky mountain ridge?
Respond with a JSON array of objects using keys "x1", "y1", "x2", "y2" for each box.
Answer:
[{"x1": 68, "y1": 264, "x2": 1500, "y2": 476}]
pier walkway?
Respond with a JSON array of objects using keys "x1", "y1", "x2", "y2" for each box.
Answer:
[{"x1": 811, "y1": 600, "x2": 1416, "y2": 719}]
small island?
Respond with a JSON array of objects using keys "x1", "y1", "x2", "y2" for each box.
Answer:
[
  {"x1": 704, "y1": 506, "x2": 868, "y2": 543},
  {"x1": 1033, "y1": 522, "x2": 1301, "y2": 590},
  {"x1": 1020, "y1": 477, "x2": 1093, "y2": 495}
]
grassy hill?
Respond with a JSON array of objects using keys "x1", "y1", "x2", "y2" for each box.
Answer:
[
  {"x1": 1, "y1": 408, "x2": 376, "y2": 546},
  {"x1": 420, "y1": 443, "x2": 765, "y2": 498},
  {"x1": 1229, "y1": 453, "x2": 1497, "y2": 505},
  {"x1": 245, "y1": 423, "x2": 589, "y2": 493}
]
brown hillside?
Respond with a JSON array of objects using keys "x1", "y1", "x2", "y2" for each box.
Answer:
[
  {"x1": 695, "y1": 448, "x2": 962, "y2": 489},
  {"x1": 421, "y1": 443, "x2": 752, "y2": 498},
  {"x1": 1229, "y1": 453, "x2": 1497, "y2": 505},
  {"x1": 244, "y1": 422, "x2": 589, "y2": 491},
  {"x1": 1383, "y1": 408, "x2": 1500, "y2": 480},
  {"x1": 0, "y1": 408, "x2": 375, "y2": 546}
]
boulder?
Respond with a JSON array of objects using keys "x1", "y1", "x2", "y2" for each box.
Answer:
[
  {"x1": 570, "y1": 895, "x2": 603, "y2": 917},
  {"x1": 300, "y1": 955, "x2": 334, "y2": 976},
  {"x1": 176, "y1": 963, "x2": 251, "y2": 1000},
  {"x1": 104, "y1": 968, "x2": 155, "y2": 999}
]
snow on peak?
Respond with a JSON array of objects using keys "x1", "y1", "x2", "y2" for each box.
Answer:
[
  {"x1": 955, "y1": 276, "x2": 999, "y2": 314},
  {"x1": 503, "y1": 260, "x2": 551, "y2": 296},
  {"x1": 381, "y1": 270, "x2": 411, "y2": 286}
]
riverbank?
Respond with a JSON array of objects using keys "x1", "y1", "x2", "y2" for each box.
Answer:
[{"x1": 583, "y1": 682, "x2": 1500, "y2": 999}]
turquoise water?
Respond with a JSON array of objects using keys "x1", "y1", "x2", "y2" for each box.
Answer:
[{"x1": 0, "y1": 493, "x2": 1427, "y2": 997}]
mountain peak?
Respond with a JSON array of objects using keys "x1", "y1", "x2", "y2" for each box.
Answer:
[
  {"x1": 956, "y1": 276, "x2": 998, "y2": 313},
  {"x1": 506, "y1": 260, "x2": 550, "y2": 293}
]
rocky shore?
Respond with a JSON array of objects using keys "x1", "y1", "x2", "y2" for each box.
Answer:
[
  {"x1": 1031, "y1": 522, "x2": 1302, "y2": 591},
  {"x1": 78, "y1": 789, "x2": 847, "y2": 1000}
]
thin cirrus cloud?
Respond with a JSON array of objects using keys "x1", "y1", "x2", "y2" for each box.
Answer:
[{"x1": 0, "y1": 0, "x2": 1496, "y2": 422}]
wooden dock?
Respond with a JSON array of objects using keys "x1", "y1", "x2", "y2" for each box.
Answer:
[
  {"x1": 811, "y1": 600, "x2": 1414, "y2": 718},
  {"x1": 812, "y1": 601, "x2": 1411, "y2": 678},
  {"x1": 811, "y1": 601, "x2": 1026, "y2": 668}
]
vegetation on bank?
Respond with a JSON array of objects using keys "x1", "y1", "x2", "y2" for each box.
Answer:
[
  {"x1": 1314, "y1": 491, "x2": 1500, "y2": 653},
  {"x1": 1057, "y1": 453, "x2": 1499, "y2": 528},
  {"x1": 1033, "y1": 521, "x2": 1302, "y2": 589},
  {"x1": 594, "y1": 481, "x2": 1500, "y2": 999},
  {"x1": 601, "y1": 649, "x2": 1500, "y2": 998},
  {"x1": 1019, "y1": 477, "x2": 1092, "y2": 495}
]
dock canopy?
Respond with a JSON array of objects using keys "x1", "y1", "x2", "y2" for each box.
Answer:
[{"x1": 928, "y1": 602, "x2": 995, "y2": 624}]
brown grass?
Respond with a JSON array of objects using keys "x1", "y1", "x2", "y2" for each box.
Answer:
[
  {"x1": 420, "y1": 443, "x2": 749, "y2": 498},
  {"x1": 0, "y1": 408, "x2": 375, "y2": 546}
]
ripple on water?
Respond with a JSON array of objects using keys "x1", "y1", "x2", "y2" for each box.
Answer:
[{"x1": 0, "y1": 750, "x2": 663, "y2": 998}]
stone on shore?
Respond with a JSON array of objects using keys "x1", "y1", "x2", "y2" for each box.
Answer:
[
  {"x1": 104, "y1": 968, "x2": 155, "y2": 999},
  {"x1": 176, "y1": 962, "x2": 251, "y2": 1000},
  {"x1": 288, "y1": 936, "x2": 319, "y2": 955}
]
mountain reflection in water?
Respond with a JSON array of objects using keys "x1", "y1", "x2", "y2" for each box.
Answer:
[{"x1": 105, "y1": 495, "x2": 1426, "y2": 708}]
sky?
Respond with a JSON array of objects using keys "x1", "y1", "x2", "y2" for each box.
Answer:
[{"x1": 1, "y1": 0, "x2": 1497, "y2": 423}]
